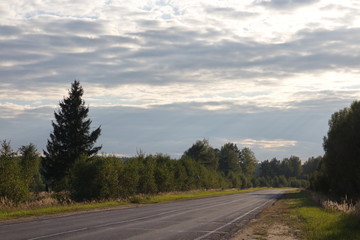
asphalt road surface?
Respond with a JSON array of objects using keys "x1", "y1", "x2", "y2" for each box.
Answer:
[{"x1": 1, "y1": 189, "x2": 288, "y2": 240}]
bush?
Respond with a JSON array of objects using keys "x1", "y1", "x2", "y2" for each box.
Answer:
[
  {"x1": 154, "y1": 154, "x2": 175, "y2": 192},
  {"x1": 0, "y1": 158, "x2": 29, "y2": 204},
  {"x1": 0, "y1": 141, "x2": 29, "y2": 204},
  {"x1": 137, "y1": 155, "x2": 158, "y2": 194},
  {"x1": 119, "y1": 158, "x2": 140, "y2": 197},
  {"x1": 70, "y1": 156, "x2": 122, "y2": 201},
  {"x1": 227, "y1": 171, "x2": 242, "y2": 188}
]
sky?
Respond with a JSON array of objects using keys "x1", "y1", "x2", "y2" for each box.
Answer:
[{"x1": 1, "y1": 0, "x2": 360, "y2": 161}]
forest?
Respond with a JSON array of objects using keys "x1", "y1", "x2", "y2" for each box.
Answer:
[{"x1": 0, "y1": 81, "x2": 359, "y2": 204}]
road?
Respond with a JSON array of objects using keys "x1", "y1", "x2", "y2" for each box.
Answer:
[{"x1": 1, "y1": 189, "x2": 288, "y2": 240}]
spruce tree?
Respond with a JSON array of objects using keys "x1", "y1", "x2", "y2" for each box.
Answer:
[{"x1": 41, "y1": 81, "x2": 101, "y2": 190}]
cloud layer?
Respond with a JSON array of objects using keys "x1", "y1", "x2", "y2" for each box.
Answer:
[{"x1": 1, "y1": 0, "x2": 360, "y2": 160}]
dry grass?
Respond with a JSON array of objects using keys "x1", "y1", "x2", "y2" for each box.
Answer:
[
  {"x1": 307, "y1": 190, "x2": 360, "y2": 217},
  {"x1": 0, "y1": 197, "x2": 15, "y2": 208},
  {"x1": 322, "y1": 200, "x2": 355, "y2": 214},
  {"x1": 0, "y1": 192, "x2": 76, "y2": 210}
]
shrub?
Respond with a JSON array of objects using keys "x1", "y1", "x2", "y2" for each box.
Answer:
[
  {"x1": 70, "y1": 156, "x2": 122, "y2": 201},
  {"x1": 0, "y1": 159, "x2": 29, "y2": 204},
  {"x1": 137, "y1": 155, "x2": 158, "y2": 194},
  {"x1": 154, "y1": 154, "x2": 175, "y2": 192},
  {"x1": 119, "y1": 159, "x2": 140, "y2": 197},
  {"x1": 0, "y1": 141, "x2": 29, "y2": 204}
]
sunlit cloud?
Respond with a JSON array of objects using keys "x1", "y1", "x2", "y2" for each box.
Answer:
[
  {"x1": 0, "y1": 102, "x2": 53, "y2": 119},
  {"x1": 236, "y1": 138, "x2": 297, "y2": 150}
]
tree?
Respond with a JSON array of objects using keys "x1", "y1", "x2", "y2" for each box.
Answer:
[
  {"x1": 259, "y1": 158, "x2": 281, "y2": 178},
  {"x1": 154, "y1": 154, "x2": 175, "y2": 192},
  {"x1": 70, "y1": 156, "x2": 122, "y2": 201},
  {"x1": 0, "y1": 140, "x2": 29, "y2": 203},
  {"x1": 19, "y1": 143, "x2": 44, "y2": 192},
  {"x1": 302, "y1": 156, "x2": 322, "y2": 178},
  {"x1": 120, "y1": 158, "x2": 141, "y2": 197},
  {"x1": 319, "y1": 101, "x2": 360, "y2": 199},
  {"x1": 281, "y1": 156, "x2": 302, "y2": 178},
  {"x1": 239, "y1": 147, "x2": 257, "y2": 178},
  {"x1": 218, "y1": 143, "x2": 241, "y2": 175},
  {"x1": 137, "y1": 155, "x2": 158, "y2": 194},
  {"x1": 41, "y1": 81, "x2": 102, "y2": 191},
  {"x1": 182, "y1": 139, "x2": 218, "y2": 170}
]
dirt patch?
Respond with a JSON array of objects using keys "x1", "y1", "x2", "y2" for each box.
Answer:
[{"x1": 230, "y1": 194, "x2": 303, "y2": 240}]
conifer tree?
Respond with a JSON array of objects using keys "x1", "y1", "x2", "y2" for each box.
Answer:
[{"x1": 41, "y1": 81, "x2": 101, "y2": 190}]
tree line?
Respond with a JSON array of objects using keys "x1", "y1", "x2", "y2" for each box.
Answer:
[
  {"x1": 310, "y1": 101, "x2": 360, "y2": 201},
  {"x1": 258, "y1": 156, "x2": 322, "y2": 188},
  {"x1": 0, "y1": 138, "x2": 316, "y2": 203},
  {"x1": 2, "y1": 81, "x2": 356, "y2": 203}
]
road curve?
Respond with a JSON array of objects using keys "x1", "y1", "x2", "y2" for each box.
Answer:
[{"x1": 1, "y1": 189, "x2": 288, "y2": 240}]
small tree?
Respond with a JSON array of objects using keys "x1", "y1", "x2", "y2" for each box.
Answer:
[
  {"x1": 239, "y1": 147, "x2": 257, "y2": 179},
  {"x1": 19, "y1": 143, "x2": 43, "y2": 192},
  {"x1": 70, "y1": 156, "x2": 122, "y2": 201},
  {"x1": 41, "y1": 81, "x2": 101, "y2": 191},
  {"x1": 0, "y1": 140, "x2": 29, "y2": 203}
]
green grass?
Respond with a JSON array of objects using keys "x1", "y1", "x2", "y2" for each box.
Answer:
[
  {"x1": 287, "y1": 190, "x2": 360, "y2": 240},
  {"x1": 0, "y1": 201, "x2": 130, "y2": 220},
  {"x1": 136, "y1": 188, "x2": 266, "y2": 204},
  {"x1": 0, "y1": 188, "x2": 265, "y2": 221}
]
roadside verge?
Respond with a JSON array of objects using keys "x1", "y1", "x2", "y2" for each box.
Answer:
[
  {"x1": 231, "y1": 190, "x2": 360, "y2": 240},
  {"x1": 0, "y1": 188, "x2": 266, "y2": 223}
]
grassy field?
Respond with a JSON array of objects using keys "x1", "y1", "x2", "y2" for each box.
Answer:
[
  {"x1": 235, "y1": 190, "x2": 360, "y2": 240},
  {"x1": 0, "y1": 188, "x2": 265, "y2": 221}
]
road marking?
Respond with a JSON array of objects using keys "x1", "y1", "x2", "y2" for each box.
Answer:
[
  {"x1": 194, "y1": 198, "x2": 274, "y2": 240},
  {"x1": 28, "y1": 228, "x2": 88, "y2": 240},
  {"x1": 26, "y1": 192, "x2": 282, "y2": 240},
  {"x1": 94, "y1": 209, "x2": 179, "y2": 228},
  {"x1": 26, "y1": 209, "x2": 179, "y2": 240}
]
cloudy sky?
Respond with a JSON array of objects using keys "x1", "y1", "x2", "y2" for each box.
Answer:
[{"x1": 1, "y1": 0, "x2": 360, "y2": 161}]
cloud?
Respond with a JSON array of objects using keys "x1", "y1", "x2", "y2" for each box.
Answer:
[
  {"x1": 1, "y1": 0, "x2": 359, "y2": 161},
  {"x1": 0, "y1": 26, "x2": 22, "y2": 36},
  {"x1": 205, "y1": 7, "x2": 258, "y2": 19},
  {"x1": 236, "y1": 138, "x2": 297, "y2": 149},
  {"x1": 254, "y1": 0, "x2": 320, "y2": 9},
  {"x1": 0, "y1": 94, "x2": 341, "y2": 160},
  {"x1": 0, "y1": 103, "x2": 53, "y2": 119},
  {"x1": 1, "y1": 1, "x2": 359, "y2": 94}
]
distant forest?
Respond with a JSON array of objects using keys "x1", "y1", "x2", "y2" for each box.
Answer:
[{"x1": 1, "y1": 81, "x2": 359, "y2": 203}]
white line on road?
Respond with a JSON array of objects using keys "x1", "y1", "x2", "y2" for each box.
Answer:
[
  {"x1": 28, "y1": 228, "x2": 88, "y2": 240},
  {"x1": 26, "y1": 192, "x2": 281, "y2": 240},
  {"x1": 27, "y1": 209, "x2": 179, "y2": 240},
  {"x1": 26, "y1": 195, "x2": 253, "y2": 240},
  {"x1": 194, "y1": 198, "x2": 274, "y2": 240}
]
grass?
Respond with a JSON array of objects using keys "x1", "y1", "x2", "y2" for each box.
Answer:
[
  {"x1": 136, "y1": 188, "x2": 266, "y2": 204},
  {"x1": 0, "y1": 201, "x2": 129, "y2": 221},
  {"x1": 0, "y1": 188, "x2": 265, "y2": 221},
  {"x1": 237, "y1": 190, "x2": 360, "y2": 240},
  {"x1": 289, "y1": 191, "x2": 360, "y2": 240}
]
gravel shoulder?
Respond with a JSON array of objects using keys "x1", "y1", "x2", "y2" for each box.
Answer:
[{"x1": 230, "y1": 191, "x2": 304, "y2": 240}]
